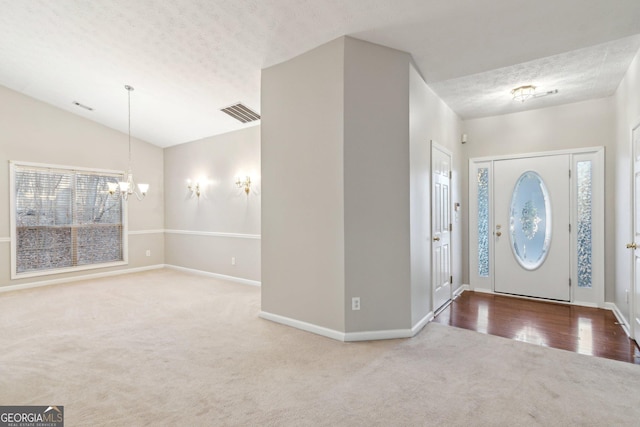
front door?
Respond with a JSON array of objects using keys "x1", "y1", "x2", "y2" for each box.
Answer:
[
  {"x1": 494, "y1": 155, "x2": 571, "y2": 301},
  {"x1": 432, "y1": 143, "x2": 452, "y2": 312}
]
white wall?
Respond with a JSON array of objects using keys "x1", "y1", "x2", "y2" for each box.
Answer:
[
  {"x1": 0, "y1": 85, "x2": 164, "y2": 289},
  {"x1": 163, "y1": 126, "x2": 261, "y2": 283},
  {"x1": 462, "y1": 98, "x2": 616, "y2": 300},
  {"x1": 409, "y1": 64, "x2": 463, "y2": 325},
  {"x1": 614, "y1": 49, "x2": 640, "y2": 322}
]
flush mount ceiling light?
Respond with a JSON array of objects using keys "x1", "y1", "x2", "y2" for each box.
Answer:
[
  {"x1": 107, "y1": 85, "x2": 149, "y2": 201},
  {"x1": 511, "y1": 85, "x2": 559, "y2": 103},
  {"x1": 511, "y1": 85, "x2": 536, "y2": 102}
]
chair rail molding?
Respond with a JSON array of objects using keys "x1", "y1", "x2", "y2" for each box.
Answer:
[
  {"x1": 165, "y1": 229, "x2": 261, "y2": 239},
  {"x1": 128, "y1": 229, "x2": 165, "y2": 235}
]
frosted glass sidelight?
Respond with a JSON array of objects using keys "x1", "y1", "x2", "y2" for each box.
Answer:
[
  {"x1": 509, "y1": 171, "x2": 551, "y2": 270},
  {"x1": 577, "y1": 161, "x2": 592, "y2": 288},
  {"x1": 478, "y1": 168, "x2": 489, "y2": 277}
]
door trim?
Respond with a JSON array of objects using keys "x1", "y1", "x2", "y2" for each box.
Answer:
[
  {"x1": 431, "y1": 141, "x2": 453, "y2": 312},
  {"x1": 469, "y1": 146, "x2": 604, "y2": 306},
  {"x1": 630, "y1": 119, "x2": 640, "y2": 344}
]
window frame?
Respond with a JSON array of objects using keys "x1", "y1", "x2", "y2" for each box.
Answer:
[{"x1": 9, "y1": 160, "x2": 128, "y2": 279}]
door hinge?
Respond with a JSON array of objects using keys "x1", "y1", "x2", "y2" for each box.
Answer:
[
  {"x1": 449, "y1": 170, "x2": 452, "y2": 179},
  {"x1": 450, "y1": 275, "x2": 453, "y2": 284},
  {"x1": 569, "y1": 169, "x2": 571, "y2": 178},
  {"x1": 569, "y1": 223, "x2": 571, "y2": 233},
  {"x1": 449, "y1": 223, "x2": 453, "y2": 232},
  {"x1": 569, "y1": 278, "x2": 572, "y2": 287}
]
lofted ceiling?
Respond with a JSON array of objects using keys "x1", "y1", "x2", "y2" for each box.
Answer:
[{"x1": 0, "y1": 0, "x2": 639, "y2": 148}]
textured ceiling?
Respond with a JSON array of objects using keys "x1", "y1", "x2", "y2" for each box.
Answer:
[
  {"x1": 431, "y1": 35, "x2": 640, "y2": 119},
  {"x1": 0, "y1": 0, "x2": 639, "y2": 147}
]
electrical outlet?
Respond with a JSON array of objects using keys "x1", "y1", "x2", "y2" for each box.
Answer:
[
  {"x1": 145, "y1": 249, "x2": 151, "y2": 257},
  {"x1": 352, "y1": 297, "x2": 360, "y2": 311},
  {"x1": 231, "y1": 257, "x2": 236, "y2": 266}
]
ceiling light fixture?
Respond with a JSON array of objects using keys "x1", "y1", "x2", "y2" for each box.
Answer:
[
  {"x1": 511, "y1": 85, "x2": 537, "y2": 102},
  {"x1": 107, "y1": 85, "x2": 149, "y2": 201},
  {"x1": 511, "y1": 85, "x2": 559, "y2": 103}
]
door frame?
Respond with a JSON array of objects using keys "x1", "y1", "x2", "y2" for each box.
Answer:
[
  {"x1": 630, "y1": 120, "x2": 640, "y2": 343},
  {"x1": 469, "y1": 146, "x2": 605, "y2": 306},
  {"x1": 431, "y1": 141, "x2": 453, "y2": 312}
]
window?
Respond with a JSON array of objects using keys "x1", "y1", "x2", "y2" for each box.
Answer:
[
  {"x1": 10, "y1": 161, "x2": 126, "y2": 278},
  {"x1": 477, "y1": 167, "x2": 490, "y2": 277},
  {"x1": 509, "y1": 171, "x2": 551, "y2": 271},
  {"x1": 576, "y1": 161, "x2": 592, "y2": 288}
]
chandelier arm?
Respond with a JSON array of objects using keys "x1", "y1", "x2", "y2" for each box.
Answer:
[{"x1": 132, "y1": 187, "x2": 146, "y2": 201}]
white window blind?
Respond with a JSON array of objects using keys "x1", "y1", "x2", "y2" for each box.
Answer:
[{"x1": 11, "y1": 162, "x2": 125, "y2": 277}]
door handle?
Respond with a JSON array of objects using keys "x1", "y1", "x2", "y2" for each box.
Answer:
[
  {"x1": 433, "y1": 236, "x2": 440, "y2": 241},
  {"x1": 627, "y1": 242, "x2": 637, "y2": 249},
  {"x1": 496, "y1": 231, "x2": 502, "y2": 237}
]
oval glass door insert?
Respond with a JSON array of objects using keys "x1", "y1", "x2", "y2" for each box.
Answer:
[{"x1": 509, "y1": 171, "x2": 551, "y2": 270}]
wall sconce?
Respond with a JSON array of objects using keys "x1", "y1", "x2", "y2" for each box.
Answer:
[
  {"x1": 235, "y1": 176, "x2": 251, "y2": 195},
  {"x1": 187, "y1": 180, "x2": 202, "y2": 198}
]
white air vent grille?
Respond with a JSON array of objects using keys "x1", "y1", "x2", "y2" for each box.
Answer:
[{"x1": 221, "y1": 103, "x2": 260, "y2": 123}]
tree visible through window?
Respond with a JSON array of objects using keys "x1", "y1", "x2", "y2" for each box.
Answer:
[{"x1": 11, "y1": 162, "x2": 125, "y2": 277}]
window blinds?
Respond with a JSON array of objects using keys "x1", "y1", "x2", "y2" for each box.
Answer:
[{"x1": 13, "y1": 164, "x2": 124, "y2": 275}]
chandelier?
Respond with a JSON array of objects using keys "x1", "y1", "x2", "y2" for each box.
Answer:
[{"x1": 108, "y1": 85, "x2": 149, "y2": 200}]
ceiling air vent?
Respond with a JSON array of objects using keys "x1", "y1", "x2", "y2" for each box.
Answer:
[{"x1": 221, "y1": 103, "x2": 261, "y2": 123}]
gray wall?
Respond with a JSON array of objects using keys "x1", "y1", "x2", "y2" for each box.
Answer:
[
  {"x1": 461, "y1": 97, "x2": 616, "y2": 300},
  {"x1": 343, "y1": 37, "x2": 412, "y2": 332},
  {"x1": 0, "y1": 85, "x2": 164, "y2": 288},
  {"x1": 614, "y1": 48, "x2": 640, "y2": 322},
  {"x1": 261, "y1": 37, "x2": 347, "y2": 332},
  {"x1": 163, "y1": 126, "x2": 261, "y2": 282},
  {"x1": 262, "y1": 36, "x2": 464, "y2": 336},
  {"x1": 409, "y1": 64, "x2": 463, "y2": 325}
]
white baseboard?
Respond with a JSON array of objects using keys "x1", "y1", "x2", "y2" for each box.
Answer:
[
  {"x1": 605, "y1": 302, "x2": 631, "y2": 338},
  {"x1": 259, "y1": 310, "x2": 434, "y2": 342},
  {"x1": 259, "y1": 311, "x2": 346, "y2": 341},
  {"x1": 411, "y1": 311, "x2": 434, "y2": 336},
  {"x1": 0, "y1": 264, "x2": 164, "y2": 293},
  {"x1": 164, "y1": 264, "x2": 261, "y2": 287},
  {"x1": 1, "y1": 264, "x2": 261, "y2": 293},
  {"x1": 454, "y1": 285, "x2": 469, "y2": 297},
  {"x1": 472, "y1": 287, "x2": 494, "y2": 294},
  {"x1": 572, "y1": 301, "x2": 600, "y2": 308}
]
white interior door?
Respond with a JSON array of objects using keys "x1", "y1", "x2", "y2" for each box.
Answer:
[
  {"x1": 432, "y1": 143, "x2": 451, "y2": 312},
  {"x1": 494, "y1": 155, "x2": 571, "y2": 301},
  {"x1": 631, "y1": 123, "x2": 640, "y2": 344}
]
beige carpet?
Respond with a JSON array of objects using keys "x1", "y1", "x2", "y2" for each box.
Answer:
[{"x1": 1, "y1": 269, "x2": 639, "y2": 426}]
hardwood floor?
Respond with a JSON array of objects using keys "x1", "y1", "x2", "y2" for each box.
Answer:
[{"x1": 433, "y1": 291, "x2": 640, "y2": 364}]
